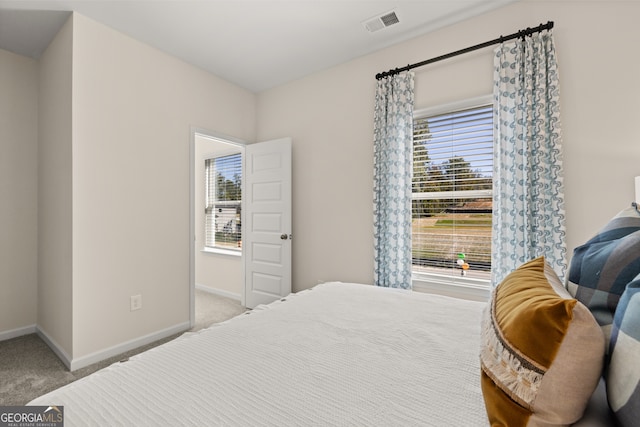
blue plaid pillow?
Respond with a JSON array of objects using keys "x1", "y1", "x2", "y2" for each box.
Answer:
[
  {"x1": 606, "y1": 276, "x2": 640, "y2": 426},
  {"x1": 566, "y1": 206, "x2": 640, "y2": 345}
]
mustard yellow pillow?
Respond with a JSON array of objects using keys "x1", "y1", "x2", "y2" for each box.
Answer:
[{"x1": 480, "y1": 257, "x2": 605, "y2": 426}]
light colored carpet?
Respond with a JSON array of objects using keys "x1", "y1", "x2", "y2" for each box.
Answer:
[
  {"x1": 0, "y1": 290, "x2": 247, "y2": 406},
  {"x1": 193, "y1": 289, "x2": 247, "y2": 331}
]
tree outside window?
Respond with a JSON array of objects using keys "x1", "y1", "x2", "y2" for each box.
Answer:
[{"x1": 412, "y1": 104, "x2": 493, "y2": 282}]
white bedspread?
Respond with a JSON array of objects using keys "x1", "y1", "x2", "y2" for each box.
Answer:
[{"x1": 30, "y1": 282, "x2": 489, "y2": 426}]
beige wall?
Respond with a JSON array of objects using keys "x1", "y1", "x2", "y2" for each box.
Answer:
[
  {"x1": 37, "y1": 16, "x2": 74, "y2": 356},
  {"x1": 257, "y1": 0, "x2": 640, "y2": 291},
  {"x1": 0, "y1": 49, "x2": 38, "y2": 336},
  {"x1": 0, "y1": 14, "x2": 255, "y2": 367},
  {"x1": 0, "y1": 12, "x2": 256, "y2": 365},
  {"x1": 70, "y1": 13, "x2": 255, "y2": 359}
]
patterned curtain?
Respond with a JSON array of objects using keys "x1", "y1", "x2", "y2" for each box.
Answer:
[
  {"x1": 492, "y1": 30, "x2": 567, "y2": 285},
  {"x1": 373, "y1": 72, "x2": 414, "y2": 289}
]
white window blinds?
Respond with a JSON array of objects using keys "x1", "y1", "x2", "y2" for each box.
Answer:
[
  {"x1": 205, "y1": 153, "x2": 242, "y2": 250},
  {"x1": 412, "y1": 104, "x2": 493, "y2": 280}
]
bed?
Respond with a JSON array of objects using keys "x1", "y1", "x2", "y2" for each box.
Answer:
[
  {"x1": 28, "y1": 280, "x2": 615, "y2": 426},
  {"x1": 30, "y1": 282, "x2": 488, "y2": 426}
]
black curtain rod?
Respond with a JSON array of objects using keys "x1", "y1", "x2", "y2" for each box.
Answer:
[{"x1": 375, "y1": 21, "x2": 554, "y2": 80}]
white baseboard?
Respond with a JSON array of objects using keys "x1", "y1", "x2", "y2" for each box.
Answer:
[
  {"x1": 6, "y1": 323, "x2": 190, "y2": 372},
  {"x1": 36, "y1": 327, "x2": 72, "y2": 370},
  {"x1": 0, "y1": 324, "x2": 37, "y2": 342},
  {"x1": 195, "y1": 283, "x2": 241, "y2": 301},
  {"x1": 67, "y1": 321, "x2": 191, "y2": 371}
]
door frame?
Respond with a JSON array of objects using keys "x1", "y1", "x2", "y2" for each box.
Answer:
[{"x1": 189, "y1": 127, "x2": 247, "y2": 328}]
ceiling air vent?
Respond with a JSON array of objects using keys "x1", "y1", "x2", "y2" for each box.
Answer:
[{"x1": 363, "y1": 10, "x2": 399, "y2": 33}]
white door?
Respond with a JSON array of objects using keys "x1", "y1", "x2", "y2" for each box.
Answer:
[{"x1": 244, "y1": 138, "x2": 292, "y2": 308}]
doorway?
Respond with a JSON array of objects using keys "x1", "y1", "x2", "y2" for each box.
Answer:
[
  {"x1": 189, "y1": 130, "x2": 293, "y2": 325},
  {"x1": 190, "y1": 129, "x2": 246, "y2": 328}
]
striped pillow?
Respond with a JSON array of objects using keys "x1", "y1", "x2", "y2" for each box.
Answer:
[
  {"x1": 606, "y1": 275, "x2": 640, "y2": 427},
  {"x1": 481, "y1": 257, "x2": 605, "y2": 426},
  {"x1": 566, "y1": 206, "x2": 640, "y2": 345}
]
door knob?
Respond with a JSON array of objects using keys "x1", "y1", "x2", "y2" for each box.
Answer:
[{"x1": 280, "y1": 234, "x2": 289, "y2": 240}]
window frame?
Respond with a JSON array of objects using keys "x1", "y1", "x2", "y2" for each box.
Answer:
[
  {"x1": 411, "y1": 95, "x2": 493, "y2": 301},
  {"x1": 203, "y1": 149, "x2": 243, "y2": 256}
]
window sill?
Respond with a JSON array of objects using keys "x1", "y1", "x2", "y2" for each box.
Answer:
[
  {"x1": 201, "y1": 247, "x2": 242, "y2": 257},
  {"x1": 412, "y1": 272, "x2": 490, "y2": 302}
]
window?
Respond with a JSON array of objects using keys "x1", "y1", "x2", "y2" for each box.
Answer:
[
  {"x1": 412, "y1": 101, "x2": 493, "y2": 289},
  {"x1": 205, "y1": 153, "x2": 242, "y2": 251}
]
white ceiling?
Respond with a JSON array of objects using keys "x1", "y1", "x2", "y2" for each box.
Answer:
[{"x1": 0, "y1": 0, "x2": 519, "y2": 92}]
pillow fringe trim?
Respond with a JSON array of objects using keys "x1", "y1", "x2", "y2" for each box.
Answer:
[{"x1": 480, "y1": 301, "x2": 545, "y2": 409}]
